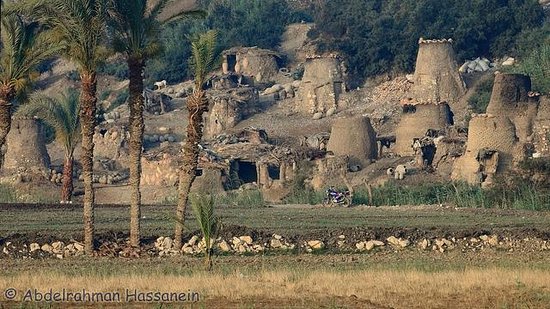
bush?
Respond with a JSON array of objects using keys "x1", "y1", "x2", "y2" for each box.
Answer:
[
  {"x1": 513, "y1": 43, "x2": 550, "y2": 93},
  {"x1": 467, "y1": 76, "x2": 495, "y2": 113}
]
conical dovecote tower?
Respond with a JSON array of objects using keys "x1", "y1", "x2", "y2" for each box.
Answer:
[
  {"x1": 326, "y1": 115, "x2": 377, "y2": 168},
  {"x1": 412, "y1": 38, "x2": 466, "y2": 105},
  {"x1": 3, "y1": 117, "x2": 51, "y2": 175}
]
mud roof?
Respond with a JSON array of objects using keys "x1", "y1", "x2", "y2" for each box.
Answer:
[{"x1": 222, "y1": 47, "x2": 282, "y2": 58}]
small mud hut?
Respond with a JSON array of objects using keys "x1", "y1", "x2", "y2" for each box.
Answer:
[
  {"x1": 326, "y1": 116, "x2": 377, "y2": 168},
  {"x1": 394, "y1": 103, "x2": 454, "y2": 156},
  {"x1": 411, "y1": 38, "x2": 466, "y2": 105},
  {"x1": 296, "y1": 55, "x2": 346, "y2": 115},
  {"x1": 3, "y1": 117, "x2": 51, "y2": 176},
  {"x1": 221, "y1": 47, "x2": 281, "y2": 83}
]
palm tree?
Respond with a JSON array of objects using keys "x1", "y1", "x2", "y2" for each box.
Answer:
[
  {"x1": 174, "y1": 30, "x2": 218, "y2": 248},
  {"x1": 22, "y1": 0, "x2": 110, "y2": 254},
  {"x1": 189, "y1": 194, "x2": 220, "y2": 271},
  {"x1": 108, "y1": 0, "x2": 205, "y2": 248},
  {"x1": 0, "y1": 11, "x2": 62, "y2": 166},
  {"x1": 16, "y1": 89, "x2": 80, "y2": 202}
]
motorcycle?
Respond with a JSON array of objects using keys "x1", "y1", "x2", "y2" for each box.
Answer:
[{"x1": 323, "y1": 187, "x2": 352, "y2": 207}]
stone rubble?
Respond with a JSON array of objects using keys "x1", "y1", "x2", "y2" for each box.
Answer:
[{"x1": 1, "y1": 233, "x2": 548, "y2": 259}]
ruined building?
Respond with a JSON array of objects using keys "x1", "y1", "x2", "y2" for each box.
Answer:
[
  {"x1": 451, "y1": 73, "x2": 545, "y2": 186},
  {"x1": 204, "y1": 87, "x2": 260, "y2": 139},
  {"x1": 221, "y1": 47, "x2": 281, "y2": 84},
  {"x1": 3, "y1": 117, "x2": 51, "y2": 176},
  {"x1": 296, "y1": 55, "x2": 347, "y2": 115},
  {"x1": 411, "y1": 38, "x2": 466, "y2": 105}
]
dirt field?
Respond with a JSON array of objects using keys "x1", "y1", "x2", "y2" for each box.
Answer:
[{"x1": 0, "y1": 204, "x2": 549, "y2": 308}]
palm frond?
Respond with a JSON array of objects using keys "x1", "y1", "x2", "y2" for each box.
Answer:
[
  {"x1": 15, "y1": 90, "x2": 81, "y2": 155},
  {"x1": 188, "y1": 30, "x2": 219, "y2": 89}
]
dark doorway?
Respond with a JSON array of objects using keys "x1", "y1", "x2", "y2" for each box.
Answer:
[
  {"x1": 238, "y1": 161, "x2": 257, "y2": 184},
  {"x1": 227, "y1": 55, "x2": 237, "y2": 72},
  {"x1": 268, "y1": 165, "x2": 280, "y2": 180}
]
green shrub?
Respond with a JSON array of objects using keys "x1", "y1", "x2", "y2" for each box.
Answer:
[
  {"x1": 513, "y1": 43, "x2": 550, "y2": 93},
  {"x1": 467, "y1": 76, "x2": 495, "y2": 113}
]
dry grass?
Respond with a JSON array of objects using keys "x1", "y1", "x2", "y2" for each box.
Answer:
[{"x1": 2, "y1": 268, "x2": 549, "y2": 308}]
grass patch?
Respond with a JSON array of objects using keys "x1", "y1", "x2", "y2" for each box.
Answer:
[
  {"x1": 352, "y1": 181, "x2": 550, "y2": 210},
  {"x1": 217, "y1": 190, "x2": 265, "y2": 208}
]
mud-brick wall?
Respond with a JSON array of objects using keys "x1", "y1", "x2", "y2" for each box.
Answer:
[{"x1": 140, "y1": 155, "x2": 179, "y2": 186}]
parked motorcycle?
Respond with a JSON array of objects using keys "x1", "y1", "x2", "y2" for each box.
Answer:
[{"x1": 323, "y1": 187, "x2": 352, "y2": 207}]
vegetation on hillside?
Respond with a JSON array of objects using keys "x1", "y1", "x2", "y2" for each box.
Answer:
[{"x1": 311, "y1": 0, "x2": 547, "y2": 84}]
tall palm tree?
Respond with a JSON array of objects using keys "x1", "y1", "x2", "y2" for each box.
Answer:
[
  {"x1": 16, "y1": 89, "x2": 80, "y2": 202},
  {"x1": 0, "y1": 11, "x2": 62, "y2": 166},
  {"x1": 174, "y1": 30, "x2": 218, "y2": 248},
  {"x1": 22, "y1": 0, "x2": 110, "y2": 254},
  {"x1": 108, "y1": 0, "x2": 205, "y2": 248}
]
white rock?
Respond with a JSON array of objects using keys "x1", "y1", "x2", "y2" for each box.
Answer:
[
  {"x1": 273, "y1": 234, "x2": 282, "y2": 240},
  {"x1": 239, "y1": 236, "x2": 253, "y2": 245},
  {"x1": 307, "y1": 240, "x2": 325, "y2": 250},
  {"x1": 364, "y1": 241, "x2": 376, "y2": 251},
  {"x1": 162, "y1": 237, "x2": 173, "y2": 250},
  {"x1": 270, "y1": 239, "x2": 282, "y2": 249},
  {"x1": 29, "y1": 243, "x2": 40, "y2": 252},
  {"x1": 41, "y1": 244, "x2": 52, "y2": 253},
  {"x1": 502, "y1": 57, "x2": 515, "y2": 66},
  {"x1": 188, "y1": 235, "x2": 199, "y2": 246},
  {"x1": 312, "y1": 112, "x2": 324, "y2": 120},
  {"x1": 326, "y1": 107, "x2": 337, "y2": 117},
  {"x1": 218, "y1": 240, "x2": 231, "y2": 252}
]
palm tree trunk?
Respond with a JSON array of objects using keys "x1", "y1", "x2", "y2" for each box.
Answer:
[
  {"x1": 174, "y1": 90, "x2": 208, "y2": 248},
  {"x1": 79, "y1": 71, "x2": 97, "y2": 255},
  {"x1": 61, "y1": 152, "x2": 74, "y2": 202},
  {"x1": 0, "y1": 86, "x2": 14, "y2": 167},
  {"x1": 0, "y1": 102, "x2": 11, "y2": 167},
  {"x1": 127, "y1": 56, "x2": 145, "y2": 248}
]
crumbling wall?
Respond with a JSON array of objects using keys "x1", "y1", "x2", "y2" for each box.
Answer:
[
  {"x1": 412, "y1": 39, "x2": 466, "y2": 105},
  {"x1": 3, "y1": 117, "x2": 50, "y2": 176},
  {"x1": 534, "y1": 96, "x2": 550, "y2": 156},
  {"x1": 326, "y1": 116, "x2": 377, "y2": 167},
  {"x1": 296, "y1": 57, "x2": 346, "y2": 115},
  {"x1": 309, "y1": 155, "x2": 348, "y2": 191},
  {"x1": 451, "y1": 115, "x2": 522, "y2": 185},
  {"x1": 394, "y1": 103, "x2": 453, "y2": 156},
  {"x1": 93, "y1": 126, "x2": 129, "y2": 164},
  {"x1": 204, "y1": 87, "x2": 260, "y2": 139},
  {"x1": 222, "y1": 47, "x2": 280, "y2": 83},
  {"x1": 140, "y1": 154, "x2": 179, "y2": 187},
  {"x1": 191, "y1": 168, "x2": 226, "y2": 194},
  {"x1": 486, "y1": 73, "x2": 539, "y2": 142}
]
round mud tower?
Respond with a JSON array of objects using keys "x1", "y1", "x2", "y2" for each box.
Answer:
[
  {"x1": 3, "y1": 117, "x2": 51, "y2": 175},
  {"x1": 394, "y1": 103, "x2": 453, "y2": 156},
  {"x1": 327, "y1": 116, "x2": 377, "y2": 167},
  {"x1": 412, "y1": 39, "x2": 466, "y2": 104},
  {"x1": 487, "y1": 73, "x2": 531, "y2": 112},
  {"x1": 451, "y1": 115, "x2": 520, "y2": 184}
]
